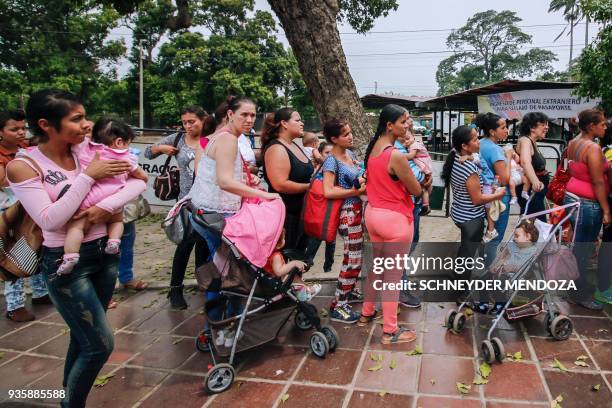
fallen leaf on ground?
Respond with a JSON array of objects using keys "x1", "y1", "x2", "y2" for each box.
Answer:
[
  {"x1": 430, "y1": 379, "x2": 436, "y2": 385},
  {"x1": 551, "y1": 358, "x2": 568, "y2": 372},
  {"x1": 479, "y1": 362, "x2": 491, "y2": 379},
  {"x1": 368, "y1": 363, "x2": 383, "y2": 372},
  {"x1": 0, "y1": 352, "x2": 4, "y2": 359},
  {"x1": 576, "y1": 355, "x2": 588, "y2": 361},
  {"x1": 473, "y1": 376, "x2": 489, "y2": 385},
  {"x1": 389, "y1": 359, "x2": 397, "y2": 369},
  {"x1": 574, "y1": 360, "x2": 589, "y2": 367},
  {"x1": 512, "y1": 351, "x2": 523, "y2": 361},
  {"x1": 438, "y1": 305, "x2": 445, "y2": 309},
  {"x1": 405, "y1": 345, "x2": 423, "y2": 356},
  {"x1": 60, "y1": 328, "x2": 69, "y2": 335},
  {"x1": 280, "y1": 394, "x2": 289, "y2": 403},
  {"x1": 378, "y1": 391, "x2": 387, "y2": 397},
  {"x1": 456, "y1": 382, "x2": 471, "y2": 394},
  {"x1": 551, "y1": 394, "x2": 563, "y2": 408},
  {"x1": 464, "y1": 308, "x2": 474, "y2": 316},
  {"x1": 591, "y1": 384, "x2": 600, "y2": 392},
  {"x1": 319, "y1": 309, "x2": 328, "y2": 317},
  {"x1": 94, "y1": 374, "x2": 114, "y2": 387},
  {"x1": 142, "y1": 299, "x2": 158, "y2": 309},
  {"x1": 172, "y1": 338, "x2": 183, "y2": 345},
  {"x1": 275, "y1": 369, "x2": 284, "y2": 376}
]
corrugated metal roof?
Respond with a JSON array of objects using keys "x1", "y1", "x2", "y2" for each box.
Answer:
[{"x1": 417, "y1": 80, "x2": 579, "y2": 111}]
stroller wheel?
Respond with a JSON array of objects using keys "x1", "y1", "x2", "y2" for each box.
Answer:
[
  {"x1": 195, "y1": 331, "x2": 210, "y2": 353},
  {"x1": 491, "y1": 337, "x2": 505, "y2": 362},
  {"x1": 549, "y1": 315, "x2": 573, "y2": 341},
  {"x1": 452, "y1": 312, "x2": 467, "y2": 333},
  {"x1": 310, "y1": 331, "x2": 330, "y2": 358},
  {"x1": 295, "y1": 310, "x2": 314, "y2": 331},
  {"x1": 320, "y1": 325, "x2": 340, "y2": 352},
  {"x1": 481, "y1": 340, "x2": 495, "y2": 364},
  {"x1": 204, "y1": 363, "x2": 235, "y2": 394},
  {"x1": 445, "y1": 310, "x2": 457, "y2": 330}
]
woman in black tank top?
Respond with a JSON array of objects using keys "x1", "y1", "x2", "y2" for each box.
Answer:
[
  {"x1": 516, "y1": 112, "x2": 550, "y2": 220},
  {"x1": 262, "y1": 108, "x2": 314, "y2": 251}
]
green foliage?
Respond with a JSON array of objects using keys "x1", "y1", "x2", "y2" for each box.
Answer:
[
  {"x1": 337, "y1": 0, "x2": 399, "y2": 33},
  {"x1": 574, "y1": 0, "x2": 612, "y2": 111},
  {"x1": 0, "y1": 1, "x2": 125, "y2": 113},
  {"x1": 435, "y1": 10, "x2": 557, "y2": 95}
]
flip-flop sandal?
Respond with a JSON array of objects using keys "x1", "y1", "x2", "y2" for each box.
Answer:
[
  {"x1": 122, "y1": 280, "x2": 149, "y2": 290},
  {"x1": 357, "y1": 310, "x2": 379, "y2": 327},
  {"x1": 381, "y1": 326, "x2": 416, "y2": 344}
]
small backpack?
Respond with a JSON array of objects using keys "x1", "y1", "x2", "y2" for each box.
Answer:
[
  {"x1": 0, "y1": 156, "x2": 44, "y2": 281},
  {"x1": 153, "y1": 132, "x2": 182, "y2": 201}
]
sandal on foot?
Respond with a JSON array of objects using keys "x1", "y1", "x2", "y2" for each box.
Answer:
[
  {"x1": 122, "y1": 280, "x2": 149, "y2": 290},
  {"x1": 108, "y1": 300, "x2": 118, "y2": 309},
  {"x1": 357, "y1": 310, "x2": 379, "y2": 327},
  {"x1": 381, "y1": 326, "x2": 416, "y2": 344}
]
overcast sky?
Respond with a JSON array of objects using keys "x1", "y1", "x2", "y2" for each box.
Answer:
[
  {"x1": 254, "y1": 0, "x2": 600, "y2": 97},
  {"x1": 113, "y1": 1, "x2": 600, "y2": 98}
]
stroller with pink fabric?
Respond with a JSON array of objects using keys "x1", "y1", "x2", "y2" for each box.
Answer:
[
  {"x1": 190, "y1": 199, "x2": 339, "y2": 394},
  {"x1": 445, "y1": 194, "x2": 580, "y2": 364}
]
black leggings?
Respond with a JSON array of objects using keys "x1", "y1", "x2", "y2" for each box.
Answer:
[
  {"x1": 171, "y1": 232, "x2": 209, "y2": 287},
  {"x1": 456, "y1": 217, "x2": 485, "y2": 280}
]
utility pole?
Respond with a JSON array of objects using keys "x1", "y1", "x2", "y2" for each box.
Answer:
[
  {"x1": 374, "y1": 81, "x2": 378, "y2": 94},
  {"x1": 139, "y1": 39, "x2": 144, "y2": 129},
  {"x1": 585, "y1": 16, "x2": 589, "y2": 47}
]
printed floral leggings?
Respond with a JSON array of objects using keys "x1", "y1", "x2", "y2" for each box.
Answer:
[{"x1": 333, "y1": 200, "x2": 364, "y2": 307}]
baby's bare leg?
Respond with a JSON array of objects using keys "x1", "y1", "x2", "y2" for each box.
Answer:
[
  {"x1": 64, "y1": 217, "x2": 89, "y2": 254},
  {"x1": 105, "y1": 212, "x2": 124, "y2": 254},
  {"x1": 509, "y1": 179, "x2": 517, "y2": 198}
]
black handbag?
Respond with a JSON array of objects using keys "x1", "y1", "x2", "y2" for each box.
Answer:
[{"x1": 153, "y1": 132, "x2": 182, "y2": 201}]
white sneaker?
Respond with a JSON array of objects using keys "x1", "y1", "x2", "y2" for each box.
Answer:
[
  {"x1": 521, "y1": 191, "x2": 531, "y2": 200},
  {"x1": 482, "y1": 229, "x2": 499, "y2": 243},
  {"x1": 510, "y1": 197, "x2": 518, "y2": 205},
  {"x1": 224, "y1": 330, "x2": 235, "y2": 348}
]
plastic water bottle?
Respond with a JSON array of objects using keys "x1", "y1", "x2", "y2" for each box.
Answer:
[{"x1": 492, "y1": 175, "x2": 500, "y2": 189}]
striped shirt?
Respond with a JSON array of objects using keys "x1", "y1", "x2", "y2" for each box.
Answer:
[{"x1": 450, "y1": 157, "x2": 485, "y2": 224}]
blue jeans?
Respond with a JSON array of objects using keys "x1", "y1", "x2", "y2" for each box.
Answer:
[
  {"x1": 4, "y1": 273, "x2": 48, "y2": 312},
  {"x1": 41, "y1": 238, "x2": 118, "y2": 408},
  {"x1": 564, "y1": 194, "x2": 603, "y2": 297},
  {"x1": 118, "y1": 222, "x2": 136, "y2": 284},
  {"x1": 484, "y1": 192, "x2": 511, "y2": 267},
  {"x1": 304, "y1": 237, "x2": 335, "y2": 271}
]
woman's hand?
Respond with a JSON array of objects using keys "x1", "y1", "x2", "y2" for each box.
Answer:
[
  {"x1": 531, "y1": 180, "x2": 544, "y2": 192},
  {"x1": 85, "y1": 152, "x2": 131, "y2": 180},
  {"x1": 73, "y1": 206, "x2": 113, "y2": 224},
  {"x1": 261, "y1": 192, "x2": 281, "y2": 201},
  {"x1": 422, "y1": 174, "x2": 433, "y2": 189},
  {"x1": 155, "y1": 145, "x2": 178, "y2": 156},
  {"x1": 603, "y1": 211, "x2": 611, "y2": 227},
  {"x1": 494, "y1": 187, "x2": 506, "y2": 199},
  {"x1": 355, "y1": 183, "x2": 367, "y2": 196}
]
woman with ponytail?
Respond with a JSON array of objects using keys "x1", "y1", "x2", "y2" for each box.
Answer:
[
  {"x1": 441, "y1": 126, "x2": 505, "y2": 276},
  {"x1": 359, "y1": 104, "x2": 423, "y2": 344},
  {"x1": 262, "y1": 108, "x2": 314, "y2": 251},
  {"x1": 474, "y1": 112, "x2": 513, "y2": 266}
]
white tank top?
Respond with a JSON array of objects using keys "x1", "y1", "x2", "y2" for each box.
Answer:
[{"x1": 189, "y1": 134, "x2": 243, "y2": 213}]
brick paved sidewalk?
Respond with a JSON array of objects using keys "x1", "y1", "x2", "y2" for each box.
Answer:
[{"x1": 0, "y1": 281, "x2": 610, "y2": 408}]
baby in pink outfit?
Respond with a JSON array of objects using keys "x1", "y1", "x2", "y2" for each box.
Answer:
[
  {"x1": 58, "y1": 119, "x2": 147, "y2": 275},
  {"x1": 403, "y1": 133, "x2": 434, "y2": 214}
]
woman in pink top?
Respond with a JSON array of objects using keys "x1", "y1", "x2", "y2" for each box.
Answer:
[
  {"x1": 563, "y1": 108, "x2": 611, "y2": 311},
  {"x1": 56, "y1": 118, "x2": 148, "y2": 275},
  {"x1": 359, "y1": 104, "x2": 424, "y2": 344},
  {"x1": 7, "y1": 90, "x2": 146, "y2": 408}
]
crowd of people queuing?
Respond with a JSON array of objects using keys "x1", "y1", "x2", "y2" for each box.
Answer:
[{"x1": 1, "y1": 87, "x2": 610, "y2": 406}]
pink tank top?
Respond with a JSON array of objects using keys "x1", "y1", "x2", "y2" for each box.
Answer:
[
  {"x1": 365, "y1": 146, "x2": 414, "y2": 218},
  {"x1": 566, "y1": 140, "x2": 609, "y2": 200}
]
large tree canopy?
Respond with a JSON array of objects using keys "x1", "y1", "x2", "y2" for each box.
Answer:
[
  {"x1": 573, "y1": 0, "x2": 611, "y2": 111},
  {"x1": 435, "y1": 10, "x2": 558, "y2": 95}
]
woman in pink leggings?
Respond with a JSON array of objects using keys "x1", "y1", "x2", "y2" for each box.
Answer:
[{"x1": 359, "y1": 104, "x2": 424, "y2": 344}]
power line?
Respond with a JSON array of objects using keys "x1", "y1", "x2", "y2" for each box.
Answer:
[{"x1": 346, "y1": 44, "x2": 581, "y2": 57}]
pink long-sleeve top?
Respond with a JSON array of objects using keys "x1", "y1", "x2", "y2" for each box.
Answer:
[{"x1": 8, "y1": 145, "x2": 146, "y2": 248}]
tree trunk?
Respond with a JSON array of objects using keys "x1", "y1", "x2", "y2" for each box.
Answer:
[{"x1": 267, "y1": 0, "x2": 371, "y2": 152}]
